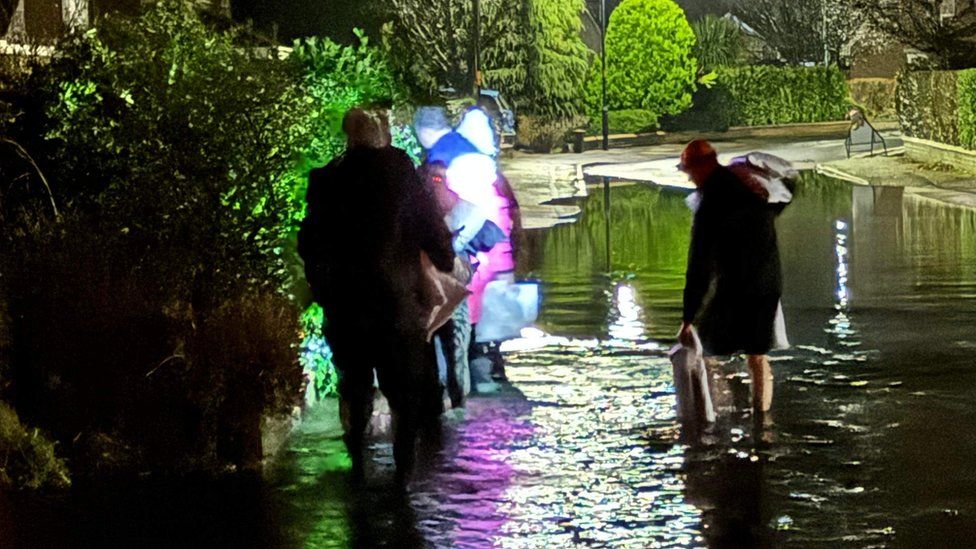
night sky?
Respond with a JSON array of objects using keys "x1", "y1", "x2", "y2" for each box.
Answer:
[{"x1": 232, "y1": 0, "x2": 732, "y2": 44}]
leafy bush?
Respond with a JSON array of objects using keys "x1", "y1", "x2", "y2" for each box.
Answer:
[
  {"x1": 660, "y1": 84, "x2": 733, "y2": 132},
  {"x1": 586, "y1": 0, "x2": 697, "y2": 128},
  {"x1": 587, "y1": 109, "x2": 659, "y2": 135},
  {"x1": 0, "y1": 2, "x2": 310, "y2": 477},
  {"x1": 956, "y1": 70, "x2": 976, "y2": 150},
  {"x1": 524, "y1": 0, "x2": 591, "y2": 120},
  {"x1": 517, "y1": 114, "x2": 586, "y2": 153},
  {"x1": 30, "y1": 1, "x2": 307, "y2": 306},
  {"x1": 0, "y1": 401, "x2": 70, "y2": 490},
  {"x1": 290, "y1": 30, "x2": 407, "y2": 189},
  {"x1": 896, "y1": 70, "x2": 960, "y2": 146},
  {"x1": 692, "y1": 14, "x2": 746, "y2": 72},
  {"x1": 719, "y1": 65, "x2": 850, "y2": 126},
  {"x1": 300, "y1": 304, "x2": 338, "y2": 401},
  {"x1": 3, "y1": 214, "x2": 305, "y2": 476}
]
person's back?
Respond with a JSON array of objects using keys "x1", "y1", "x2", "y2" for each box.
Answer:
[
  {"x1": 697, "y1": 166, "x2": 781, "y2": 299},
  {"x1": 304, "y1": 149, "x2": 398, "y2": 318},
  {"x1": 299, "y1": 114, "x2": 454, "y2": 480},
  {"x1": 305, "y1": 146, "x2": 453, "y2": 320}
]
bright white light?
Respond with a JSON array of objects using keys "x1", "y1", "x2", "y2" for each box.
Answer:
[
  {"x1": 608, "y1": 283, "x2": 647, "y2": 342},
  {"x1": 446, "y1": 153, "x2": 499, "y2": 208},
  {"x1": 456, "y1": 109, "x2": 498, "y2": 156}
]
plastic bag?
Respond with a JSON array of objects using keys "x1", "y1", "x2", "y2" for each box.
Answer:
[
  {"x1": 669, "y1": 328, "x2": 716, "y2": 425},
  {"x1": 475, "y1": 280, "x2": 540, "y2": 343},
  {"x1": 728, "y1": 152, "x2": 798, "y2": 205},
  {"x1": 772, "y1": 300, "x2": 790, "y2": 351}
]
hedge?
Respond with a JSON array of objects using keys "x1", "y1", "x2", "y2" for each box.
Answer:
[
  {"x1": 585, "y1": 0, "x2": 697, "y2": 128},
  {"x1": 718, "y1": 65, "x2": 850, "y2": 126},
  {"x1": 896, "y1": 70, "x2": 960, "y2": 146},
  {"x1": 894, "y1": 69, "x2": 976, "y2": 150},
  {"x1": 957, "y1": 70, "x2": 976, "y2": 150}
]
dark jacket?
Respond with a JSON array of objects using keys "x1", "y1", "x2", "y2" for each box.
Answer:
[
  {"x1": 298, "y1": 146, "x2": 455, "y2": 331},
  {"x1": 683, "y1": 166, "x2": 785, "y2": 355}
]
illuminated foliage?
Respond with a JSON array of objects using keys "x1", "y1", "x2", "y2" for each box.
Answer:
[
  {"x1": 586, "y1": 0, "x2": 697, "y2": 128},
  {"x1": 290, "y1": 29, "x2": 409, "y2": 187},
  {"x1": 524, "y1": 0, "x2": 591, "y2": 120},
  {"x1": 0, "y1": 1, "x2": 362, "y2": 475},
  {"x1": 718, "y1": 65, "x2": 850, "y2": 126},
  {"x1": 300, "y1": 304, "x2": 338, "y2": 399},
  {"x1": 37, "y1": 1, "x2": 307, "y2": 304},
  {"x1": 691, "y1": 14, "x2": 746, "y2": 72},
  {"x1": 0, "y1": 402, "x2": 70, "y2": 490}
]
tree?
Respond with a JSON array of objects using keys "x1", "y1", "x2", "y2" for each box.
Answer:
[
  {"x1": 731, "y1": 0, "x2": 856, "y2": 65},
  {"x1": 383, "y1": 0, "x2": 531, "y2": 102},
  {"x1": 481, "y1": 0, "x2": 530, "y2": 109},
  {"x1": 692, "y1": 14, "x2": 747, "y2": 72},
  {"x1": 589, "y1": 0, "x2": 697, "y2": 126},
  {"x1": 524, "y1": 0, "x2": 592, "y2": 119},
  {"x1": 851, "y1": 0, "x2": 976, "y2": 69}
]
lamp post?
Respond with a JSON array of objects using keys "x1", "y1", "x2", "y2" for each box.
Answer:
[
  {"x1": 821, "y1": 0, "x2": 829, "y2": 66},
  {"x1": 473, "y1": 0, "x2": 482, "y2": 98},
  {"x1": 601, "y1": 0, "x2": 609, "y2": 151}
]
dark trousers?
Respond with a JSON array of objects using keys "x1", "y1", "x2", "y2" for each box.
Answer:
[
  {"x1": 326, "y1": 315, "x2": 442, "y2": 477},
  {"x1": 435, "y1": 319, "x2": 464, "y2": 408}
]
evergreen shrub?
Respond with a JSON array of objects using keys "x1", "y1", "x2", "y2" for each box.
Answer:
[
  {"x1": 586, "y1": 0, "x2": 697, "y2": 129},
  {"x1": 955, "y1": 69, "x2": 976, "y2": 150},
  {"x1": 718, "y1": 65, "x2": 850, "y2": 126}
]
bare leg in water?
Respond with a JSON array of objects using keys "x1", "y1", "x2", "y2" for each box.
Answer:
[{"x1": 747, "y1": 355, "x2": 773, "y2": 413}]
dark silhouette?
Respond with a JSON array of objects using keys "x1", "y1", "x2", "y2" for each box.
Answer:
[
  {"x1": 298, "y1": 109, "x2": 455, "y2": 481},
  {"x1": 678, "y1": 140, "x2": 786, "y2": 413}
]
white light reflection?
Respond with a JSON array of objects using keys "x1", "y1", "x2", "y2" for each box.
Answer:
[
  {"x1": 828, "y1": 219, "x2": 857, "y2": 340},
  {"x1": 608, "y1": 283, "x2": 648, "y2": 343}
]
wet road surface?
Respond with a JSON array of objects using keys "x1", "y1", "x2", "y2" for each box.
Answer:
[
  {"x1": 269, "y1": 175, "x2": 976, "y2": 547},
  {"x1": 3, "y1": 175, "x2": 975, "y2": 547}
]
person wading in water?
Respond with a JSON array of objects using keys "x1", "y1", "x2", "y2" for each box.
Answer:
[
  {"x1": 677, "y1": 140, "x2": 786, "y2": 413},
  {"x1": 299, "y1": 109, "x2": 455, "y2": 483}
]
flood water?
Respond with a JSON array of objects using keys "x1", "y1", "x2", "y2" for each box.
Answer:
[
  {"x1": 4, "y1": 175, "x2": 976, "y2": 548},
  {"x1": 267, "y1": 175, "x2": 976, "y2": 547}
]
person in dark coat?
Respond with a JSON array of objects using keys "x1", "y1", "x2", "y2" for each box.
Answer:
[
  {"x1": 677, "y1": 140, "x2": 784, "y2": 413},
  {"x1": 298, "y1": 109, "x2": 455, "y2": 481}
]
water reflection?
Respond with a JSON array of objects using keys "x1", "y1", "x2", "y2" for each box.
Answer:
[
  {"x1": 827, "y1": 219, "x2": 856, "y2": 343},
  {"x1": 512, "y1": 175, "x2": 976, "y2": 545},
  {"x1": 608, "y1": 283, "x2": 647, "y2": 343},
  {"x1": 276, "y1": 177, "x2": 976, "y2": 546},
  {"x1": 10, "y1": 176, "x2": 976, "y2": 547}
]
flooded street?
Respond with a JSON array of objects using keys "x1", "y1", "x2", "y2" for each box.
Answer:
[
  {"x1": 268, "y1": 175, "x2": 976, "y2": 547},
  {"x1": 4, "y1": 176, "x2": 975, "y2": 547}
]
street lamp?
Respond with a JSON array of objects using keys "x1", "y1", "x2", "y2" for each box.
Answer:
[
  {"x1": 601, "y1": 0, "x2": 609, "y2": 151},
  {"x1": 473, "y1": 0, "x2": 481, "y2": 97}
]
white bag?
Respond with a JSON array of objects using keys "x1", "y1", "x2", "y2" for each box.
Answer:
[
  {"x1": 475, "y1": 280, "x2": 540, "y2": 343},
  {"x1": 668, "y1": 328, "x2": 716, "y2": 425},
  {"x1": 772, "y1": 301, "x2": 790, "y2": 351},
  {"x1": 729, "y1": 152, "x2": 798, "y2": 205}
]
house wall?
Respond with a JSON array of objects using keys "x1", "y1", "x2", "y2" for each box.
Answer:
[{"x1": 850, "y1": 43, "x2": 905, "y2": 80}]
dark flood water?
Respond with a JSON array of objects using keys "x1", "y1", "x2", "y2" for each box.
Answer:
[{"x1": 4, "y1": 176, "x2": 976, "y2": 548}]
